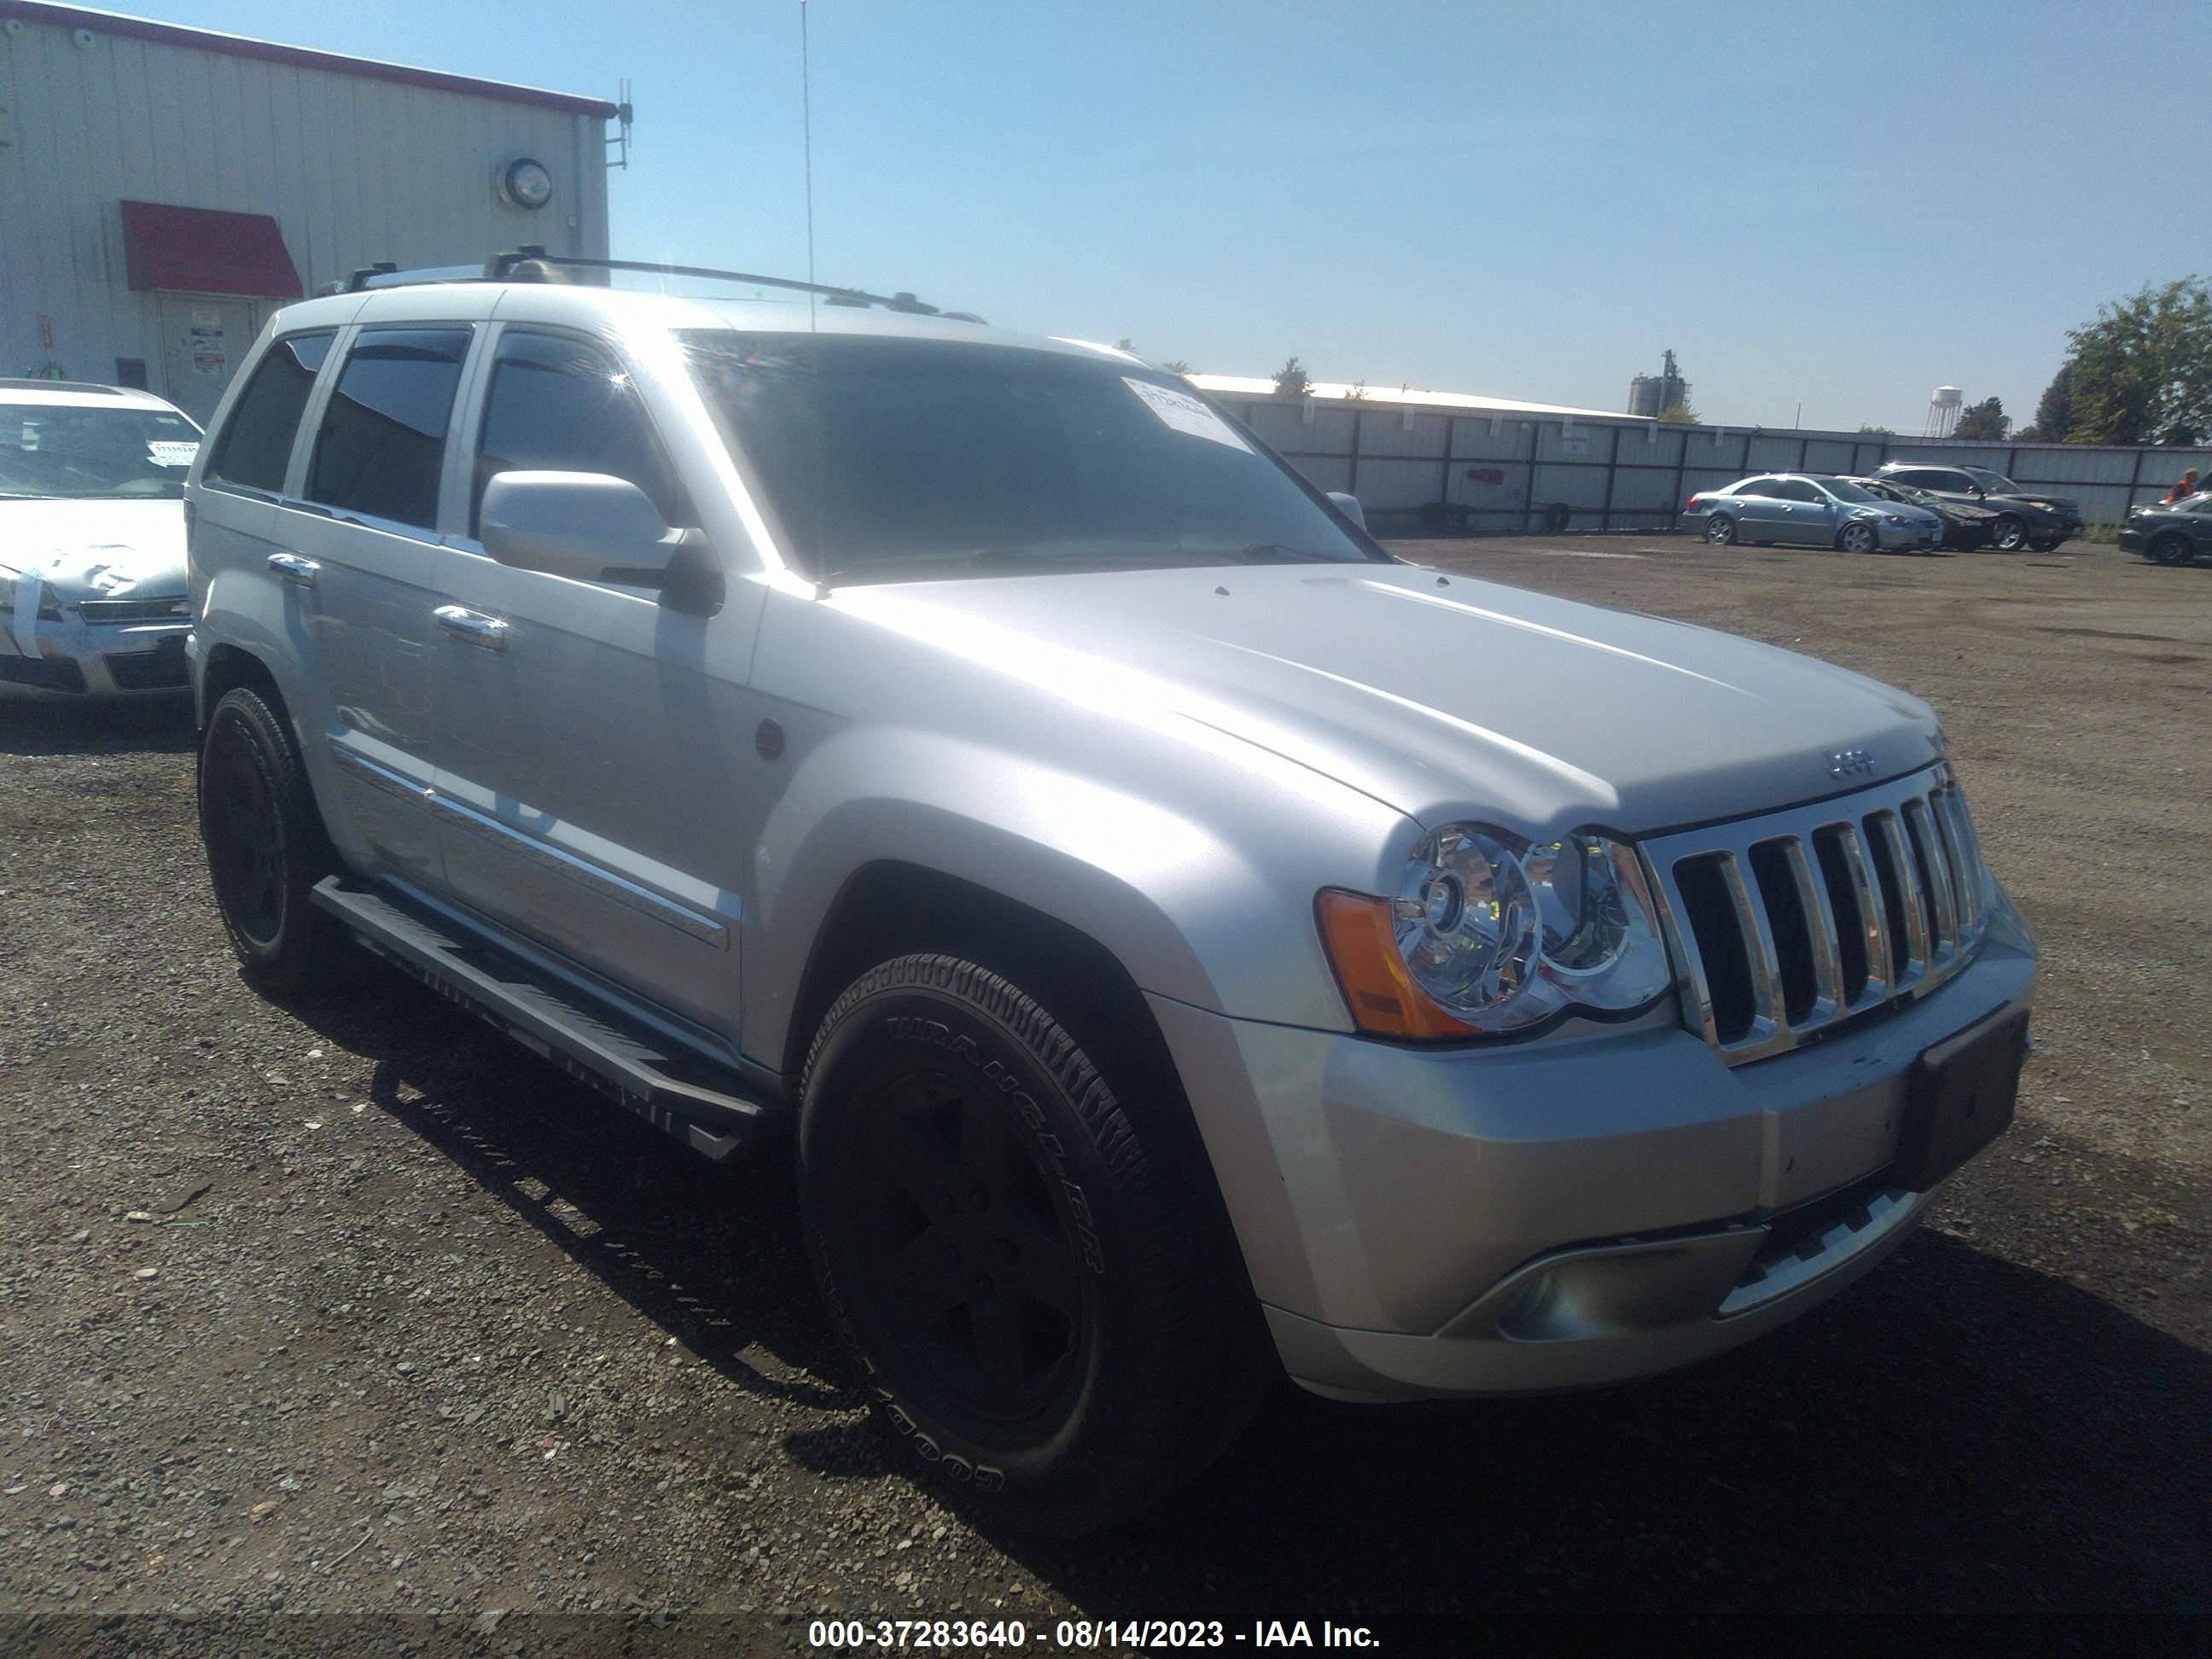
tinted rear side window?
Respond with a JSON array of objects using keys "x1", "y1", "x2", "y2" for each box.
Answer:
[
  {"x1": 308, "y1": 328, "x2": 471, "y2": 530},
  {"x1": 472, "y1": 329, "x2": 684, "y2": 531},
  {"x1": 207, "y1": 332, "x2": 333, "y2": 493}
]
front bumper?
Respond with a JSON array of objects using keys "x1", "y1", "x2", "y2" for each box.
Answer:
[
  {"x1": 0, "y1": 612, "x2": 191, "y2": 698},
  {"x1": 1152, "y1": 886, "x2": 2037, "y2": 1401},
  {"x1": 1875, "y1": 519, "x2": 1941, "y2": 550}
]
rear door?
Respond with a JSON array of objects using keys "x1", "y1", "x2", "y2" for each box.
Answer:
[
  {"x1": 427, "y1": 323, "x2": 748, "y2": 1037},
  {"x1": 283, "y1": 324, "x2": 476, "y2": 887},
  {"x1": 1728, "y1": 477, "x2": 1788, "y2": 541}
]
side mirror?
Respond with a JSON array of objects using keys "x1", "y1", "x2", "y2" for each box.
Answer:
[
  {"x1": 1325, "y1": 490, "x2": 1366, "y2": 529},
  {"x1": 480, "y1": 471, "x2": 719, "y2": 611}
]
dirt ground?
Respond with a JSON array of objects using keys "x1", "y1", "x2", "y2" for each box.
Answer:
[{"x1": 1, "y1": 533, "x2": 2206, "y2": 1650}]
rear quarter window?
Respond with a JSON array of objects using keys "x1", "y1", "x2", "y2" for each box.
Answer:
[{"x1": 205, "y1": 333, "x2": 334, "y2": 493}]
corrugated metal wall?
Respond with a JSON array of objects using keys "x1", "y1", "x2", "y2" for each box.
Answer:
[
  {"x1": 1221, "y1": 392, "x2": 2209, "y2": 533},
  {"x1": 0, "y1": 12, "x2": 608, "y2": 400}
]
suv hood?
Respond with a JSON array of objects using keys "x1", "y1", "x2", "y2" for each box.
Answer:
[
  {"x1": 0, "y1": 498, "x2": 187, "y2": 597},
  {"x1": 840, "y1": 562, "x2": 1943, "y2": 835}
]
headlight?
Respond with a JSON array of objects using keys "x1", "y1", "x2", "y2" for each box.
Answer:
[
  {"x1": 1318, "y1": 825, "x2": 1675, "y2": 1039},
  {"x1": 1881, "y1": 513, "x2": 1906, "y2": 523}
]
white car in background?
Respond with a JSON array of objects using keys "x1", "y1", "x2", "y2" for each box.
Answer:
[{"x1": 0, "y1": 380, "x2": 201, "y2": 699}]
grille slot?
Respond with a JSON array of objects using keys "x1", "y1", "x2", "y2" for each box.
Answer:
[
  {"x1": 1646, "y1": 766, "x2": 1992, "y2": 1065},
  {"x1": 77, "y1": 597, "x2": 190, "y2": 623}
]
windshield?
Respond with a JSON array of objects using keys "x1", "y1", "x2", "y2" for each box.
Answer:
[
  {"x1": 1963, "y1": 468, "x2": 2023, "y2": 493},
  {"x1": 1817, "y1": 478, "x2": 1880, "y2": 504},
  {"x1": 683, "y1": 332, "x2": 1377, "y2": 584},
  {"x1": 0, "y1": 404, "x2": 201, "y2": 501}
]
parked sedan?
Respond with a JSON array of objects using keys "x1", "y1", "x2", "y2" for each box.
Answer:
[
  {"x1": 1872, "y1": 463, "x2": 2082, "y2": 551},
  {"x1": 2117, "y1": 493, "x2": 2212, "y2": 566},
  {"x1": 1839, "y1": 474, "x2": 1996, "y2": 550},
  {"x1": 0, "y1": 381, "x2": 199, "y2": 699},
  {"x1": 1680, "y1": 473, "x2": 1943, "y2": 552}
]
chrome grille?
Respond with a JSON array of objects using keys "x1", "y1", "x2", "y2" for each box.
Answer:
[{"x1": 1641, "y1": 765, "x2": 1990, "y2": 1064}]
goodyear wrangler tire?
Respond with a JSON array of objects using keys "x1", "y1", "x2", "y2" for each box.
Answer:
[
  {"x1": 198, "y1": 686, "x2": 350, "y2": 992},
  {"x1": 798, "y1": 953, "x2": 1266, "y2": 1535}
]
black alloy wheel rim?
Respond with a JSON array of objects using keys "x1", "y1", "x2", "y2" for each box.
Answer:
[
  {"x1": 207, "y1": 720, "x2": 286, "y2": 946},
  {"x1": 836, "y1": 1062, "x2": 1088, "y2": 1428},
  {"x1": 2155, "y1": 537, "x2": 2190, "y2": 567}
]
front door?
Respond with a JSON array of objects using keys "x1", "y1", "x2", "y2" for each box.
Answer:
[
  {"x1": 1770, "y1": 478, "x2": 1837, "y2": 544},
  {"x1": 156, "y1": 294, "x2": 271, "y2": 423},
  {"x1": 428, "y1": 325, "x2": 749, "y2": 1039}
]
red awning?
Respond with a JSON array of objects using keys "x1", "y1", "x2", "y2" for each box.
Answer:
[{"x1": 119, "y1": 201, "x2": 303, "y2": 300}]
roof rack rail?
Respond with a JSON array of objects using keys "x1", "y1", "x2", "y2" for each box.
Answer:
[{"x1": 340, "y1": 247, "x2": 958, "y2": 317}]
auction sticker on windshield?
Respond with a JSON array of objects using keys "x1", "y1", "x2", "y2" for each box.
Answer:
[
  {"x1": 147, "y1": 441, "x2": 200, "y2": 468},
  {"x1": 1122, "y1": 377, "x2": 1250, "y2": 451}
]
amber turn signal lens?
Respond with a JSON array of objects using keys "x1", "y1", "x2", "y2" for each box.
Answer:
[{"x1": 1315, "y1": 889, "x2": 1476, "y2": 1039}]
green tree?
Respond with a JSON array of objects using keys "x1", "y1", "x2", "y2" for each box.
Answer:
[
  {"x1": 2015, "y1": 360, "x2": 2077, "y2": 443},
  {"x1": 1341, "y1": 381, "x2": 1368, "y2": 400},
  {"x1": 1273, "y1": 358, "x2": 1313, "y2": 397},
  {"x1": 2060, "y1": 277, "x2": 2212, "y2": 444},
  {"x1": 1953, "y1": 396, "x2": 2010, "y2": 440},
  {"x1": 1656, "y1": 400, "x2": 1700, "y2": 424},
  {"x1": 1857, "y1": 424, "x2": 1895, "y2": 435},
  {"x1": 1159, "y1": 358, "x2": 1191, "y2": 375}
]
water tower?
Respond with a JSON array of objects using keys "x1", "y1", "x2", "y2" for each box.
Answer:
[{"x1": 1924, "y1": 385, "x2": 1963, "y2": 438}]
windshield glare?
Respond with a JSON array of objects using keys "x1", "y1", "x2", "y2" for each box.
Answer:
[
  {"x1": 0, "y1": 405, "x2": 200, "y2": 501},
  {"x1": 682, "y1": 332, "x2": 1375, "y2": 583},
  {"x1": 1819, "y1": 478, "x2": 1879, "y2": 504}
]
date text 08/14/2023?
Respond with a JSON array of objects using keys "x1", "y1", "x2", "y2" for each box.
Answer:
[{"x1": 806, "y1": 1617, "x2": 1382, "y2": 1650}]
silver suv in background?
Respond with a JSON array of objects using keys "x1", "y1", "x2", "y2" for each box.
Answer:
[{"x1": 184, "y1": 253, "x2": 2038, "y2": 1534}]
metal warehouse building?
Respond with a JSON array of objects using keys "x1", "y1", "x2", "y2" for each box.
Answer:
[{"x1": 0, "y1": 1, "x2": 616, "y2": 422}]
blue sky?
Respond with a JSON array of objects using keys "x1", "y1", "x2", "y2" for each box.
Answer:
[{"x1": 121, "y1": 0, "x2": 2210, "y2": 432}]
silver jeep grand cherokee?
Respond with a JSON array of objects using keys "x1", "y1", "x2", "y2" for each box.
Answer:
[{"x1": 185, "y1": 253, "x2": 2037, "y2": 1534}]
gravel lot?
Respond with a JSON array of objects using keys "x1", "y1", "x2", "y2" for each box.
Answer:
[{"x1": 2, "y1": 533, "x2": 2207, "y2": 1648}]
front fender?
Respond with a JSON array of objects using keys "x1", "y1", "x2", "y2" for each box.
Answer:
[{"x1": 739, "y1": 721, "x2": 1410, "y2": 1072}]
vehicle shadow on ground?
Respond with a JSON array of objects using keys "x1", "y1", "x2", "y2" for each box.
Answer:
[
  {"x1": 975, "y1": 1231, "x2": 2212, "y2": 1618},
  {"x1": 267, "y1": 964, "x2": 2211, "y2": 1617},
  {"x1": 0, "y1": 696, "x2": 195, "y2": 756},
  {"x1": 268, "y1": 970, "x2": 853, "y2": 1415}
]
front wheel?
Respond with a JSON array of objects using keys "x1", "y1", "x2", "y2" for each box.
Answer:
[
  {"x1": 799, "y1": 954, "x2": 1268, "y2": 1535},
  {"x1": 2029, "y1": 535, "x2": 2064, "y2": 553},
  {"x1": 1704, "y1": 515, "x2": 1738, "y2": 545},
  {"x1": 1990, "y1": 513, "x2": 2028, "y2": 551},
  {"x1": 1838, "y1": 521, "x2": 1878, "y2": 554},
  {"x1": 2149, "y1": 533, "x2": 2194, "y2": 567},
  {"x1": 198, "y1": 686, "x2": 350, "y2": 991}
]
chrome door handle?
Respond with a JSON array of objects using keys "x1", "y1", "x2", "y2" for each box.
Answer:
[
  {"x1": 434, "y1": 605, "x2": 508, "y2": 650},
  {"x1": 266, "y1": 552, "x2": 320, "y2": 587}
]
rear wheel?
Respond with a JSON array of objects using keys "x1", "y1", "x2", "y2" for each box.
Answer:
[
  {"x1": 1703, "y1": 515, "x2": 1737, "y2": 545},
  {"x1": 199, "y1": 685, "x2": 349, "y2": 991},
  {"x1": 1990, "y1": 513, "x2": 2028, "y2": 551},
  {"x1": 1838, "y1": 521, "x2": 1878, "y2": 554},
  {"x1": 799, "y1": 954, "x2": 1268, "y2": 1535},
  {"x1": 2150, "y1": 533, "x2": 2194, "y2": 567}
]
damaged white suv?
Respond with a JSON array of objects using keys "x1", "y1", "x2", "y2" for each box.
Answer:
[{"x1": 184, "y1": 253, "x2": 2037, "y2": 1534}]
